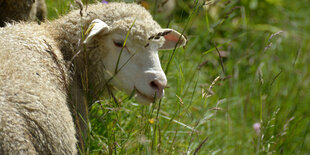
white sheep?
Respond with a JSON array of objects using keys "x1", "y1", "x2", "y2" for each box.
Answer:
[
  {"x1": 0, "y1": 0, "x2": 47, "y2": 27},
  {"x1": 138, "y1": 0, "x2": 176, "y2": 17},
  {"x1": 0, "y1": 2, "x2": 186, "y2": 154},
  {"x1": 35, "y1": 0, "x2": 47, "y2": 21},
  {"x1": 157, "y1": 0, "x2": 176, "y2": 17}
]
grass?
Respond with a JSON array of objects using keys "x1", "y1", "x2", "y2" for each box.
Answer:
[{"x1": 46, "y1": 0, "x2": 310, "y2": 154}]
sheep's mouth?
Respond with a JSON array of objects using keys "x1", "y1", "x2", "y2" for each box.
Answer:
[{"x1": 134, "y1": 87, "x2": 155, "y2": 103}]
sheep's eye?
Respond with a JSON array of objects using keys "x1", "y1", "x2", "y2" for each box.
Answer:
[{"x1": 113, "y1": 40, "x2": 125, "y2": 48}]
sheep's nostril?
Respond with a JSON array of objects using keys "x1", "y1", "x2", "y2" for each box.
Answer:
[
  {"x1": 150, "y1": 81, "x2": 158, "y2": 91},
  {"x1": 150, "y1": 80, "x2": 166, "y2": 96}
]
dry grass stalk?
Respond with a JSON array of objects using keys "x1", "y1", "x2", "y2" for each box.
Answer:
[{"x1": 202, "y1": 76, "x2": 220, "y2": 98}]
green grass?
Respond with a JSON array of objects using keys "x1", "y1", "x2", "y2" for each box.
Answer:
[{"x1": 46, "y1": 0, "x2": 310, "y2": 154}]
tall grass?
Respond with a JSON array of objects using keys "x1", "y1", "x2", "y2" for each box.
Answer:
[{"x1": 46, "y1": 0, "x2": 310, "y2": 154}]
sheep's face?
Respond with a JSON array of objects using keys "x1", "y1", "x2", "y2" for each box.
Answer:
[
  {"x1": 100, "y1": 32, "x2": 166, "y2": 104},
  {"x1": 84, "y1": 19, "x2": 186, "y2": 104}
]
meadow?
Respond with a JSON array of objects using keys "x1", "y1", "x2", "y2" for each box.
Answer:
[{"x1": 46, "y1": 0, "x2": 310, "y2": 154}]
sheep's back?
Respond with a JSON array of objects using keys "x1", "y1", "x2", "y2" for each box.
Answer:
[
  {"x1": 0, "y1": 23, "x2": 77, "y2": 154},
  {"x1": 0, "y1": 23, "x2": 66, "y2": 105}
]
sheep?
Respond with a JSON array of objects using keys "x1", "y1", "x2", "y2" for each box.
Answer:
[
  {"x1": 138, "y1": 0, "x2": 176, "y2": 17},
  {"x1": 0, "y1": 2, "x2": 187, "y2": 154},
  {"x1": 0, "y1": 0, "x2": 47, "y2": 27},
  {"x1": 157, "y1": 0, "x2": 176, "y2": 17},
  {"x1": 35, "y1": 0, "x2": 47, "y2": 22}
]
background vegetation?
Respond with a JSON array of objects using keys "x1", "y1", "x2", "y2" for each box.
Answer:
[{"x1": 45, "y1": 0, "x2": 310, "y2": 154}]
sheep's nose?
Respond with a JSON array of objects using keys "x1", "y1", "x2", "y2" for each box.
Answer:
[{"x1": 150, "y1": 80, "x2": 166, "y2": 98}]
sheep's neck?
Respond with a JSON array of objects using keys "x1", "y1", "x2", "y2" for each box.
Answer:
[
  {"x1": 46, "y1": 16, "x2": 110, "y2": 103},
  {"x1": 46, "y1": 19, "x2": 85, "y2": 61}
]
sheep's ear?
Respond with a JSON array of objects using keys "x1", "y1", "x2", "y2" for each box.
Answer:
[
  {"x1": 159, "y1": 28, "x2": 187, "y2": 50},
  {"x1": 83, "y1": 19, "x2": 110, "y2": 44}
]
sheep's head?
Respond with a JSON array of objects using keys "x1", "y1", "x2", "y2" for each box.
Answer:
[{"x1": 82, "y1": 3, "x2": 186, "y2": 104}]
